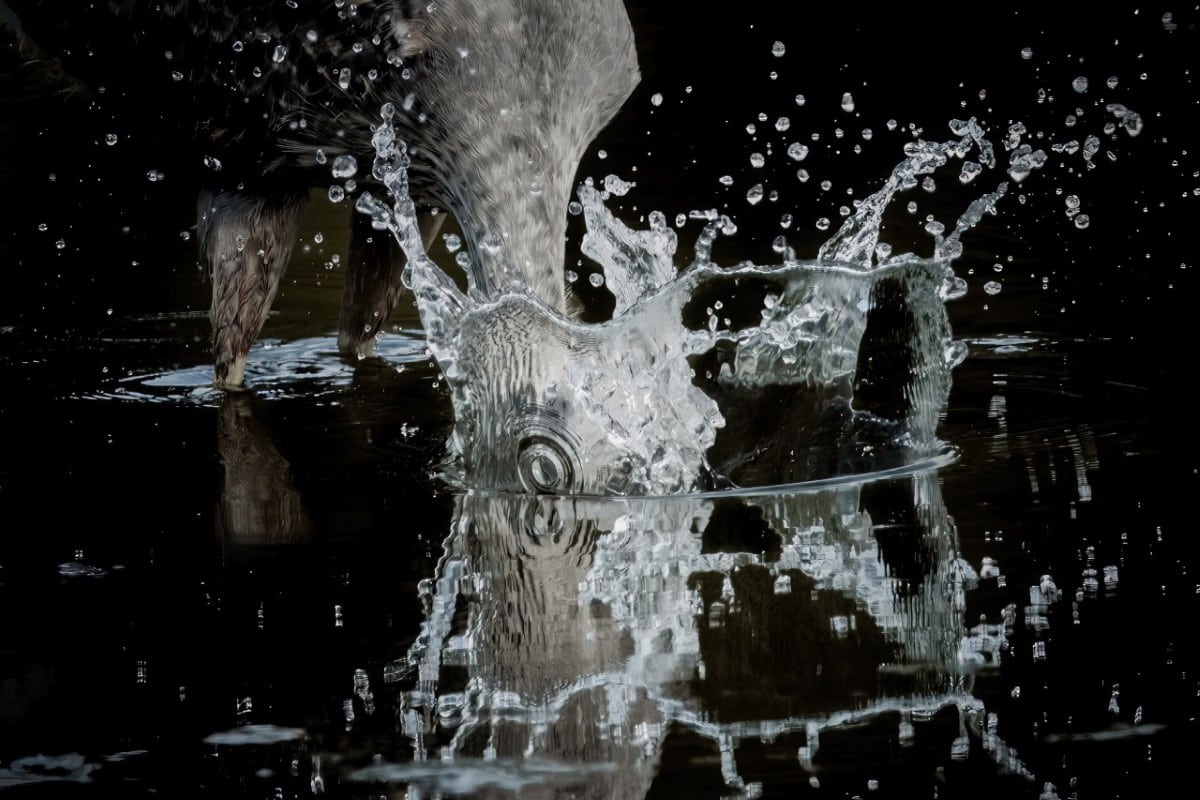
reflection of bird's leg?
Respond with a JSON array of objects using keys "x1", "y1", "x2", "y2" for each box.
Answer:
[
  {"x1": 337, "y1": 209, "x2": 445, "y2": 358},
  {"x1": 200, "y1": 189, "x2": 307, "y2": 389},
  {"x1": 215, "y1": 392, "x2": 314, "y2": 552}
]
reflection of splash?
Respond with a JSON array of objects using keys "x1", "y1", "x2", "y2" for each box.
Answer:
[{"x1": 362, "y1": 465, "x2": 1030, "y2": 797}]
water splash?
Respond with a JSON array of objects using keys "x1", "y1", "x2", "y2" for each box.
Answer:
[{"x1": 357, "y1": 113, "x2": 1026, "y2": 495}]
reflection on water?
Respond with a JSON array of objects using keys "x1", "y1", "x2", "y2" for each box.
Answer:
[{"x1": 371, "y1": 469, "x2": 999, "y2": 798}]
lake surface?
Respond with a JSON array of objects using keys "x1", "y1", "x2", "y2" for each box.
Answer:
[{"x1": 1, "y1": 3, "x2": 1197, "y2": 797}]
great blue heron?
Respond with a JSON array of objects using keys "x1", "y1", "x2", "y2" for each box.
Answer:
[{"x1": 2, "y1": 0, "x2": 640, "y2": 387}]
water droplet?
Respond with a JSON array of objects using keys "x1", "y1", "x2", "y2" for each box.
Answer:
[
  {"x1": 1020, "y1": 46, "x2": 1033, "y2": 60},
  {"x1": 1072, "y1": 76, "x2": 1089, "y2": 93},
  {"x1": 815, "y1": 217, "x2": 831, "y2": 231},
  {"x1": 273, "y1": 45, "x2": 287, "y2": 63},
  {"x1": 567, "y1": 200, "x2": 582, "y2": 216},
  {"x1": 443, "y1": 233, "x2": 461, "y2": 252},
  {"x1": 589, "y1": 272, "x2": 605, "y2": 287},
  {"x1": 1065, "y1": 195, "x2": 1081, "y2": 210},
  {"x1": 795, "y1": 169, "x2": 810, "y2": 183},
  {"x1": 862, "y1": 128, "x2": 873, "y2": 141},
  {"x1": 650, "y1": 92, "x2": 663, "y2": 107},
  {"x1": 1107, "y1": 75, "x2": 1119, "y2": 89},
  {"x1": 597, "y1": 149, "x2": 608, "y2": 160},
  {"x1": 771, "y1": 41, "x2": 786, "y2": 57},
  {"x1": 794, "y1": 94, "x2": 806, "y2": 106},
  {"x1": 746, "y1": 184, "x2": 764, "y2": 205},
  {"x1": 313, "y1": 232, "x2": 324, "y2": 244},
  {"x1": 338, "y1": 68, "x2": 352, "y2": 90},
  {"x1": 749, "y1": 153, "x2": 765, "y2": 168},
  {"x1": 774, "y1": 116, "x2": 790, "y2": 132},
  {"x1": 780, "y1": 213, "x2": 793, "y2": 229},
  {"x1": 328, "y1": 185, "x2": 346, "y2": 203},
  {"x1": 180, "y1": 230, "x2": 191, "y2": 241},
  {"x1": 603, "y1": 174, "x2": 635, "y2": 196},
  {"x1": 786, "y1": 142, "x2": 809, "y2": 161},
  {"x1": 55, "y1": 239, "x2": 66, "y2": 250},
  {"x1": 232, "y1": 40, "x2": 244, "y2": 53},
  {"x1": 959, "y1": 162, "x2": 982, "y2": 184},
  {"x1": 315, "y1": 149, "x2": 327, "y2": 165},
  {"x1": 984, "y1": 280, "x2": 1002, "y2": 295},
  {"x1": 1074, "y1": 214, "x2": 1090, "y2": 229},
  {"x1": 674, "y1": 213, "x2": 687, "y2": 227},
  {"x1": 921, "y1": 176, "x2": 936, "y2": 193},
  {"x1": 840, "y1": 92, "x2": 855, "y2": 112},
  {"x1": 331, "y1": 154, "x2": 358, "y2": 179}
]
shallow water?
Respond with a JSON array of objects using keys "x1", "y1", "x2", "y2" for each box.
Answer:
[{"x1": 2, "y1": 2, "x2": 1199, "y2": 798}]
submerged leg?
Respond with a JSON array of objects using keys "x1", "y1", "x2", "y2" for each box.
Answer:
[
  {"x1": 337, "y1": 209, "x2": 445, "y2": 357},
  {"x1": 200, "y1": 190, "x2": 307, "y2": 388}
]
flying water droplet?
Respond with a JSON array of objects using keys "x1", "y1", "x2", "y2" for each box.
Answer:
[
  {"x1": 603, "y1": 174, "x2": 635, "y2": 196},
  {"x1": 331, "y1": 154, "x2": 358, "y2": 179}
]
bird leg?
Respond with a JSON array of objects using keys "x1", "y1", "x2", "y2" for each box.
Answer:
[
  {"x1": 199, "y1": 189, "x2": 307, "y2": 389},
  {"x1": 337, "y1": 208, "x2": 445, "y2": 358}
]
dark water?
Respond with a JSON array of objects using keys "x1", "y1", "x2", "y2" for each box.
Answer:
[{"x1": 1, "y1": 3, "x2": 1198, "y2": 798}]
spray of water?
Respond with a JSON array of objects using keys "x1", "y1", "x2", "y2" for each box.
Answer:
[{"x1": 354, "y1": 106, "x2": 1116, "y2": 496}]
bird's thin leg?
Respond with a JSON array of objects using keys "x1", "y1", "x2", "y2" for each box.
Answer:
[
  {"x1": 199, "y1": 190, "x2": 307, "y2": 389},
  {"x1": 337, "y1": 208, "x2": 445, "y2": 357}
]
